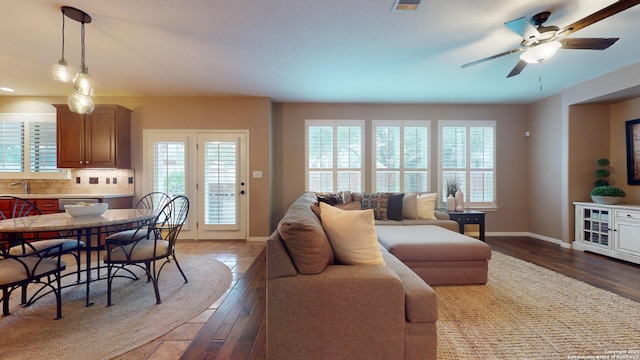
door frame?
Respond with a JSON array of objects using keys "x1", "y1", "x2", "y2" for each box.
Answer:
[{"x1": 142, "y1": 129, "x2": 250, "y2": 240}]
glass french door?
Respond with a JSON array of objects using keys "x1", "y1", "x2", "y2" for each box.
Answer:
[
  {"x1": 143, "y1": 130, "x2": 248, "y2": 240},
  {"x1": 197, "y1": 132, "x2": 247, "y2": 239}
]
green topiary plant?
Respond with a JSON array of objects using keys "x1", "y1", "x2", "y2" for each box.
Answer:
[
  {"x1": 594, "y1": 158, "x2": 610, "y2": 187},
  {"x1": 590, "y1": 186, "x2": 626, "y2": 197}
]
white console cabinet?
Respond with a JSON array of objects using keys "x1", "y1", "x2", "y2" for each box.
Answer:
[{"x1": 574, "y1": 202, "x2": 640, "y2": 264}]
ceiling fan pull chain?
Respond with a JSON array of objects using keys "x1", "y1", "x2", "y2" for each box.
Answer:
[{"x1": 538, "y1": 64, "x2": 543, "y2": 92}]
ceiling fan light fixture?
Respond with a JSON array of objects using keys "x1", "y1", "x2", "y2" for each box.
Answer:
[{"x1": 520, "y1": 41, "x2": 562, "y2": 64}]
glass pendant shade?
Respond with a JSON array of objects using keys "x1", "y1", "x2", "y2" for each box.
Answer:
[
  {"x1": 52, "y1": 59, "x2": 73, "y2": 83},
  {"x1": 73, "y1": 65, "x2": 94, "y2": 96},
  {"x1": 520, "y1": 41, "x2": 562, "y2": 64},
  {"x1": 67, "y1": 91, "x2": 95, "y2": 115}
]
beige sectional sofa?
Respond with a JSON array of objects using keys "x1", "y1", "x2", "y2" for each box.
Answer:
[{"x1": 266, "y1": 192, "x2": 491, "y2": 359}]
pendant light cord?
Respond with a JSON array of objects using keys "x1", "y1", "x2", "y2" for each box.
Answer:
[
  {"x1": 60, "y1": 10, "x2": 66, "y2": 59},
  {"x1": 80, "y1": 22, "x2": 85, "y2": 67}
]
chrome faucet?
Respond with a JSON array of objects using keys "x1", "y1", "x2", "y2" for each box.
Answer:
[{"x1": 10, "y1": 181, "x2": 29, "y2": 194}]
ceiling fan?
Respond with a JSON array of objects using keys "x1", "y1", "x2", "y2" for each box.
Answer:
[{"x1": 462, "y1": 0, "x2": 640, "y2": 78}]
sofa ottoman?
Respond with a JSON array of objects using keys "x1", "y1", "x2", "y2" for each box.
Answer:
[{"x1": 376, "y1": 225, "x2": 492, "y2": 285}]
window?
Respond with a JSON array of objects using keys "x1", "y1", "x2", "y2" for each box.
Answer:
[
  {"x1": 0, "y1": 113, "x2": 68, "y2": 179},
  {"x1": 372, "y1": 120, "x2": 430, "y2": 192},
  {"x1": 306, "y1": 120, "x2": 364, "y2": 192},
  {"x1": 439, "y1": 120, "x2": 496, "y2": 208},
  {"x1": 152, "y1": 140, "x2": 187, "y2": 197}
]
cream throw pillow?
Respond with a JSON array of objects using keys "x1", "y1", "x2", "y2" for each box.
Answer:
[
  {"x1": 402, "y1": 192, "x2": 418, "y2": 219},
  {"x1": 417, "y1": 193, "x2": 438, "y2": 220},
  {"x1": 319, "y1": 202, "x2": 385, "y2": 266}
]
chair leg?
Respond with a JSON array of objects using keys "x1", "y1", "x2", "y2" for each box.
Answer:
[
  {"x1": 107, "y1": 263, "x2": 113, "y2": 307},
  {"x1": 172, "y1": 253, "x2": 189, "y2": 283},
  {"x1": 2, "y1": 289, "x2": 9, "y2": 316}
]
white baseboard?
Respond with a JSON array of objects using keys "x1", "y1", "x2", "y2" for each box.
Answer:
[
  {"x1": 248, "y1": 236, "x2": 269, "y2": 242},
  {"x1": 488, "y1": 232, "x2": 569, "y2": 247}
]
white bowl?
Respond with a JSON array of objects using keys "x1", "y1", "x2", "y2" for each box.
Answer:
[{"x1": 64, "y1": 202, "x2": 109, "y2": 217}]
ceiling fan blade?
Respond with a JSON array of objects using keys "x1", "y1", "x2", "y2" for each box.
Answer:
[
  {"x1": 504, "y1": 17, "x2": 540, "y2": 40},
  {"x1": 560, "y1": 38, "x2": 619, "y2": 50},
  {"x1": 507, "y1": 60, "x2": 527, "y2": 78},
  {"x1": 461, "y1": 48, "x2": 523, "y2": 68},
  {"x1": 556, "y1": 0, "x2": 640, "y2": 38}
]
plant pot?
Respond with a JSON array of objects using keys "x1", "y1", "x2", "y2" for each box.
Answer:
[{"x1": 591, "y1": 195, "x2": 622, "y2": 205}]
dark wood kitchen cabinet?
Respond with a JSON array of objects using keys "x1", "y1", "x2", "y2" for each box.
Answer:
[{"x1": 53, "y1": 104, "x2": 132, "y2": 169}]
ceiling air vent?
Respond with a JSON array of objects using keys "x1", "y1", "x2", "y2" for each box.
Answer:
[{"x1": 392, "y1": 0, "x2": 421, "y2": 11}]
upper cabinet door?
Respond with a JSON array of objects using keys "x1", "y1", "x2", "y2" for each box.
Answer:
[
  {"x1": 55, "y1": 105, "x2": 86, "y2": 168},
  {"x1": 86, "y1": 106, "x2": 117, "y2": 168},
  {"x1": 54, "y1": 104, "x2": 132, "y2": 169}
]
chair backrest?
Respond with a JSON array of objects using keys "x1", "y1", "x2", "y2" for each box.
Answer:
[
  {"x1": 0, "y1": 196, "x2": 42, "y2": 218},
  {"x1": 136, "y1": 192, "x2": 171, "y2": 211},
  {"x1": 153, "y1": 195, "x2": 189, "y2": 246}
]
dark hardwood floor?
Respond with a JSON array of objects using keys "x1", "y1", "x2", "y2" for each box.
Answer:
[{"x1": 180, "y1": 236, "x2": 640, "y2": 360}]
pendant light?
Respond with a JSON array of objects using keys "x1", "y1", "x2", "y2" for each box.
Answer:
[
  {"x1": 55, "y1": 6, "x2": 95, "y2": 115},
  {"x1": 51, "y1": 8, "x2": 73, "y2": 82}
]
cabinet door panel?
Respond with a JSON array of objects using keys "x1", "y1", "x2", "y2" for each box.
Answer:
[
  {"x1": 86, "y1": 107, "x2": 117, "y2": 168},
  {"x1": 56, "y1": 107, "x2": 86, "y2": 168},
  {"x1": 616, "y1": 220, "x2": 640, "y2": 256}
]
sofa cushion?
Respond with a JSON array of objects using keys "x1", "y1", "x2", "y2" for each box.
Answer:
[
  {"x1": 387, "y1": 193, "x2": 404, "y2": 221},
  {"x1": 360, "y1": 193, "x2": 389, "y2": 221},
  {"x1": 277, "y1": 194, "x2": 334, "y2": 274},
  {"x1": 416, "y1": 193, "x2": 437, "y2": 220},
  {"x1": 320, "y1": 202, "x2": 384, "y2": 266},
  {"x1": 402, "y1": 192, "x2": 418, "y2": 219}
]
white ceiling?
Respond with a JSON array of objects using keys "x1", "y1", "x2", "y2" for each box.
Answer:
[{"x1": 2, "y1": 0, "x2": 640, "y2": 104}]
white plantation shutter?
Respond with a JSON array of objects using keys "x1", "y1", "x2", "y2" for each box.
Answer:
[
  {"x1": 439, "y1": 120, "x2": 496, "y2": 208},
  {"x1": 0, "y1": 113, "x2": 66, "y2": 178},
  {"x1": 306, "y1": 120, "x2": 363, "y2": 192},
  {"x1": 153, "y1": 141, "x2": 186, "y2": 196},
  {"x1": 29, "y1": 119, "x2": 58, "y2": 172},
  {"x1": 203, "y1": 141, "x2": 237, "y2": 225},
  {"x1": 0, "y1": 120, "x2": 23, "y2": 171},
  {"x1": 373, "y1": 120, "x2": 429, "y2": 192}
]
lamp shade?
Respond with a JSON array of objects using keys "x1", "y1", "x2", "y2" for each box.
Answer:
[
  {"x1": 67, "y1": 91, "x2": 95, "y2": 115},
  {"x1": 520, "y1": 41, "x2": 562, "y2": 64},
  {"x1": 52, "y1": 59, "x2": 73, "y2": 83},
  {"x1": 73, "y1": 66, "x2": 95, "y2": 96}
]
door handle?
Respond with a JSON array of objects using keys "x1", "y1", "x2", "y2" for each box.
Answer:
[{"x1": 240, "y1": 190, "x2": 245, "y2": 195}]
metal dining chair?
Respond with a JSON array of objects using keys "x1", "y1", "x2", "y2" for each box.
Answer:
[
  {"x1": 105, "y1": 195, "x2": 189, "y2": 305},
  {"x1": 0, "y1": 242, "x2": 67, "y2": 319},
  {"x1": 3, "y1": 196, "x2": 84, "y2": 282},
  {"x1": 104, "y1": 192, "x2": 171, "y2": 241}
]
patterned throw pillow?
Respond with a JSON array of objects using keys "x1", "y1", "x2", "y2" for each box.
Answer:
[
  {"x1": 317, "y1": 193, "x2": 344, "y2": 205},
  {"x1": 361, "y1": 193, "x2": 389, "y2": 221}
]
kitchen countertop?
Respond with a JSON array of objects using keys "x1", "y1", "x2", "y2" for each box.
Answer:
[{"x1": 0, "y1": 193, "x2": 135, "y2": 199}]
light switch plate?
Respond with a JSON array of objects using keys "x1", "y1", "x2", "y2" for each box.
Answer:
[{"x1": 252, "y1": 171, "x2": 263, "y2": 178}]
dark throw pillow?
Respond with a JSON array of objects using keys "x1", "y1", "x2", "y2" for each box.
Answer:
[{"x1": 387, "y1": 193, "x2": 404, "y2": 221}]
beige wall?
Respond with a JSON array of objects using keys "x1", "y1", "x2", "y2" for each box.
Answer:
[
  {"x1": 0, "y1": 96, "x2": 273, "y2": 239},
  {"x1": 527, "y1": 95, "x2": 563, "y2": 241},
  {"x1": 611, "y1": 98, "x2": 640, "y2": 204},
  {"x1": 272, "y1": 102, "x2": 529, "y2": 233}
]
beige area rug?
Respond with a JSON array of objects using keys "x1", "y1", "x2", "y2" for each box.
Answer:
[
  {"x1": 0, "y1": 252, "x2": 232, "y2": 360},
  {"x1": 435, "y1": 251, "x2": 640, "y2": 359}
]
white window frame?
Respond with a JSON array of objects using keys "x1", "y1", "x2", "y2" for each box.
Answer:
[
  {"x1": 438, "y1": 120, "x2": 497, "y2": 209},
  {"x1": 0, "y1": 113, "x2": 70, "y2": 180},
  {"x1": 305, "y1": 119, "x2": 364, "y2": 193},
  {"x1": 372, "y1": 120, "x2": 430, "y2": 192}
]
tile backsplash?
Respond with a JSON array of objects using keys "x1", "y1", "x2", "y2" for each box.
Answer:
[{"x1": 0, "y1": 169, "x2": 134, "y2": 195}]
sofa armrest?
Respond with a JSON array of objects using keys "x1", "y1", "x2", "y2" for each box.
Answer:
[
  {"x1": 267, "y1": 265, "x2": 406, "y2": 359},
  {"x1": 434, "y1": 209, "x2": 450, "y2": 220}
]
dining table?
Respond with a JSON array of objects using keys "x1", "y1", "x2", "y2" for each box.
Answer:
[{"x1": 0, "y1": 208, "x2": 157, "y2": 306}]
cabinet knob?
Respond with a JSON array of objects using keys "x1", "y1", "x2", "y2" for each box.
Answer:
[{"x1": 80, "y1": 161, "x2": 83, "y2": 164}]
